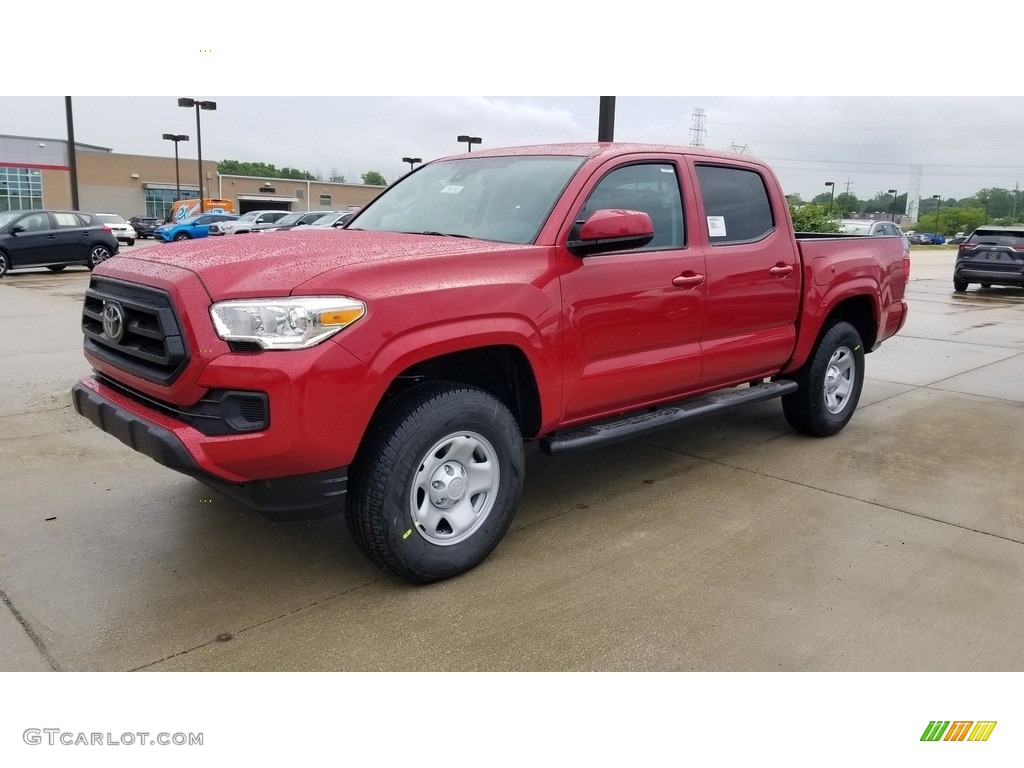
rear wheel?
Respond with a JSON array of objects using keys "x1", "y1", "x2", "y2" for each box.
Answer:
[
  {"x1": 347, "y1": 383, "x2": 525, "y2": 584},
  {"x1": 953, "y1": 277, "x2": 969, "y2": 292},
  {"x1": 126, "y1": 238, "x2": 135, "y2": 246},
  {"x1": 782, "y1": 321, "x2": 865, "y2": 437},
  {"x1": 0, "y1": 251, "x2": 8, "y2": 278},
  {"x1": 87, "y1": 244, "x2": 111, "y2": 269}
]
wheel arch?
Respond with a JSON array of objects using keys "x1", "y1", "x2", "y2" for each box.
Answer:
[
  {"x1": 783, "y1": 291, "x2": 878, "y2": 375},
  {"x1": 370, "y1": 344, "x2": 543, "y2": 440}
]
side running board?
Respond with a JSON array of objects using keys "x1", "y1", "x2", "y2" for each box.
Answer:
[{"x1": 539, "y1": 380, "x2": 798, "y2": 456}]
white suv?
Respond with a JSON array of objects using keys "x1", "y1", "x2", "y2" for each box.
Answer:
[
  {"x1": 209, "y1": 210, "x2": 289, "y2": 235},
  {"x1": 94, "y1": 213, "x2": 137, "y2": 246}
]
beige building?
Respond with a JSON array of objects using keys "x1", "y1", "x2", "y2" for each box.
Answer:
[{"x1": 1, "y1": 134, "x2": 384, "y2": 219}]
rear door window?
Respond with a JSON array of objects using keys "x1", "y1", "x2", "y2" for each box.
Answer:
[{"x1": 694, "y1": 165, "x2": 774, "y2": 244}]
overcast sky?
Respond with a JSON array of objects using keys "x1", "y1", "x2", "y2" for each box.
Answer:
[{"x1": 3, "y1": 3, "x2": 1020, "y2": 208}]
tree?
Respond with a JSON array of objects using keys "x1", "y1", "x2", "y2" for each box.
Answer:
[
  {"x1": 789, "y1": 203, "x2": 841, "y2": 233},
  {"x1": 216, "y1": 160, "x2": 315, "y2": 180},
  {"x1": 329, "y1": 168, "x2": 346, "y2": 184},
  {"x1": 786, "y1": 193, "x2": 805, "y2": 207},
  {"x1": 361, "y1": 171, "x2": 387, "y2": 186},
  {"x1": 833, "y1": 192, "x2": 860, "y2": 217}
]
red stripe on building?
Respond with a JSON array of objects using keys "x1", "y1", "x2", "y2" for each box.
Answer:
[{"x1": 0, "y1": 161, "x2": 70, "y2": 171}]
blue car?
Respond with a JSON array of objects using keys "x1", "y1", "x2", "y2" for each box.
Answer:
[{"x1": 154, "y1": 213, "x2": 239, "y2": 242}]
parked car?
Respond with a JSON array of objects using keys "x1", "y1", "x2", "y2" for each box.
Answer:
[
  {"x1": 73, "y1": 142, "x2": 909, "y2": 584},
  {"x1": 0, "y1": 209, "x2": 119, "y2": 277},
  {"x1": 838, "y1": 219, "x2": 909, "y2": 252},
  {"x1": 153, "y1": 213, "x2": 239, "y2": 242},
  {"x1": 250, "y1": 210, "x2": 339, "y2": 232},
  {"x1": 907, "y1": 233, "x2": 931, "y2": 244},
  {"x1": 128, "y1": 215, "x2": 162, "y2": 239},
  {"x1": 951, "y1": 231, "x2": 968, "y2": 244},
  {"x1": 916, "y1": 232, "x2": 946, "y2": 245},
  {"x1": 95, "y1": 213, "x2": 136, "y2": 246},
  {"x1": 953, "y1": 226, "x2": 1024, "y2": 292},
  {"x1": 209, "y1": 210, "x2": 290, "y2": 236},
  {"x1": 309, "y1": 211, "x2": 356, "y2": 229}
]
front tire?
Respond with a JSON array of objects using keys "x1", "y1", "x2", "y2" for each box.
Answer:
[
  {"x1": 0, "y1": 251, "x2": 8, "y2": 278},
  {"x1": 782, "y1": 321, "x2": 865, "y2": 437},
  {"x1": 126, "y1": 238, "x2": 135, "y2": 246},
  {"x1": 87, "y1": 244, "x2": 111, "y2": 269},
  {"x1": 347, "y1": 384, "x2": 525, "y2": 584},
  {"x1": 173, "y1": 232, "x2": 190, "y2": 241}
]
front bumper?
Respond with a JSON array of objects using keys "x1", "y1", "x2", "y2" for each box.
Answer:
[{"x1": 72, "y1": 379, "x2": 348, "y2": 519}]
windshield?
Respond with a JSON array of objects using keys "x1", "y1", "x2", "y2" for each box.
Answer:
[
  {"x1": 310, "y1": 214, "x2": 339, "y2": 227},
  {"x1": 840, "y1": 222, "x2": 872, "y2": 235},
  {"x1": 271, "y1": 213, "x2": 303, "y2": 226},
  {"x1": 351, "y1": 155, "x2": 586, "y2": 244},
  {"x1": 0, "y1": 211, "x2": 23, "y2": 228},
  {"x1": 237, "y1": 211, "x2": 262, "y2": 222}
]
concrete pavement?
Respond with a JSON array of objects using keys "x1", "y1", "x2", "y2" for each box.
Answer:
[{"x1": 1, "y1": 246, "x2": 1022, "y2": 671}]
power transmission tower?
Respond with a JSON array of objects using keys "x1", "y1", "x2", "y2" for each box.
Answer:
[
  {"x1": 689, "y1": 108, "x2": 706, "y2": 148},
  {"x1": 729, "y1": 143, "x2": 749, "y2": 155}
]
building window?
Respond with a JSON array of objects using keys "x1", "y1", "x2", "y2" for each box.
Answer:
[
  {"x1": 144, "y1": 188, "x2": 197, "y2": 219},
  {"x1": 0, "y1": 167, "x2": 43, "y2": 212},
  {"x1": 319, "y1": 193, "x2": 332, "y2": 205}
]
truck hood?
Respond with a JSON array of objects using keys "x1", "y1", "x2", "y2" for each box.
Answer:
[{"x1": 116, "y1": 229, "x2": 524, "y2": 300}]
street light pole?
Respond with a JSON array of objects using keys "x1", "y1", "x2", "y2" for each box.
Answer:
[
  {"x1": 178, "y1": 98, "x2": 217, "y2": 213},
  {"x1": 887, "y1": 189, "x2": 898, "y2": 222},
  {"x1": 825, "y1": 181, "x2": 835, "y2": 213},
  {"x1": 162, "y1": 133, "x2": 189, "y2": 204},
  {"x1": 457, "y1": 135, "x2": 482, "y2": 153},
  {"x1": 401, "y1": 156, "x2": 422, "y2": 171}
]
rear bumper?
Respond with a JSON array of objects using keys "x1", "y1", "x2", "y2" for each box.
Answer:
[
  {"x1": 71, "y1": 380, "x2": 348, "y2": 519},
  {"x1": 954, "y1": 264, "x2": 1024, "y2": 285}
]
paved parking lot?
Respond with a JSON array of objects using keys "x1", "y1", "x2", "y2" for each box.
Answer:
[{"x1": 1, "y1": 245, "x2": 1022, "y2": 671}]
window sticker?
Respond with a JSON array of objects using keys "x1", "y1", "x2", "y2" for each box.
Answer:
[
  {"x1": 441, "y1": 185, "x2": 464, "y2": 194},
  {"x1": 707, "y1": 216, "x2": 727, "y2": 237}
]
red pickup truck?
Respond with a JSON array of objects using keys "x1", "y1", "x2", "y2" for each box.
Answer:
[{"x1": 72, "y1": 143, "x2": 909, "y2": 583}]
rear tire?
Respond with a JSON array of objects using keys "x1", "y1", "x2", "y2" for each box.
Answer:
[
  {"x1": 953, "y1": 277, "x2": 969, "y2": 292},
  {"x1": 0, "y1": 252, "x2": 8, "y2": 278},
  {"x1": 782, "y1": 321, "x2": 865, "y2": 437},
  {"x1": 346, "y1": 383, "x2": 525, "y2": 584},
  {"x1": 126, "y1": 238, "x2": 135, "y2": 246}
]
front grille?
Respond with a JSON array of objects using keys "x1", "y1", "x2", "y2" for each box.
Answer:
[
  {"x1": 95, "y1": 374, "x2": 269, "y2": 435},
  {"x1": 82, "y1": 277, "x2": 189, "y2": 384}
]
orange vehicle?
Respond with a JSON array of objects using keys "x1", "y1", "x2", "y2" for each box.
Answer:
[{"x1": 167, "y1": 198, "x2": 234, "y2": 223}]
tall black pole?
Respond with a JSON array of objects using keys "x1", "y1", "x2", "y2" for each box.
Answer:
[
  {"x1": 194, "y1": 105, "x2": 204, "y2": 213},
  {"x1": 64, "y1": 97, "x2": 80, "y2": 210},
  {"x1": 598, "y1": 97, "x2": 616, "y2": 142},
  {"x1": 174, "y1": 143, "x2": 181, "y2": 202}
]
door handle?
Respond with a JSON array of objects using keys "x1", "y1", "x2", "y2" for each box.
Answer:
[
  {"x1": 672, "y1": 273, "x2": 705, "y2": 289},
  {"x1": 769, "y1": 264, "x2": 794, "y2": 278}
]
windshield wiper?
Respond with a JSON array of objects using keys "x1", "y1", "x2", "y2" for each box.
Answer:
[{"x1": 415, "y1": 231, "x2": 471, "y2": 238}]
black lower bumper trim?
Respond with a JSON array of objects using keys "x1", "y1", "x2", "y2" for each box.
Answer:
[{"x1": 71, "y1": 381, "x2": 347, "y2": 520}]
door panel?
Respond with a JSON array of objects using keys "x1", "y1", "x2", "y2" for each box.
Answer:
[
  {"x1": 557, "y1": 160, "x2": 706, "y2": 422},
  {"x1": 690, "y1": 163, "x2": 800, "y2": 386}
]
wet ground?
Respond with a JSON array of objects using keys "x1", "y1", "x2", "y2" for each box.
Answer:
[{"x1": 1, "y1": 245, "x2": 1022, "y2": 671}]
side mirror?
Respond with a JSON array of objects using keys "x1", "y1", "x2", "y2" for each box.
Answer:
[{"x1": 567, "y1": 209, "x2": 654, "y2": 256}]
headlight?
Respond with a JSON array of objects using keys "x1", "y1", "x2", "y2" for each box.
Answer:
[{"x1": 210, "y1": 297, "x2": 365, "y2": 350}]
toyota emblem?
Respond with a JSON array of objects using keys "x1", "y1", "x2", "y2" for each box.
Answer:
[{"x1": 102, "y1": 301, "x2": 125, "y2": 343}]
